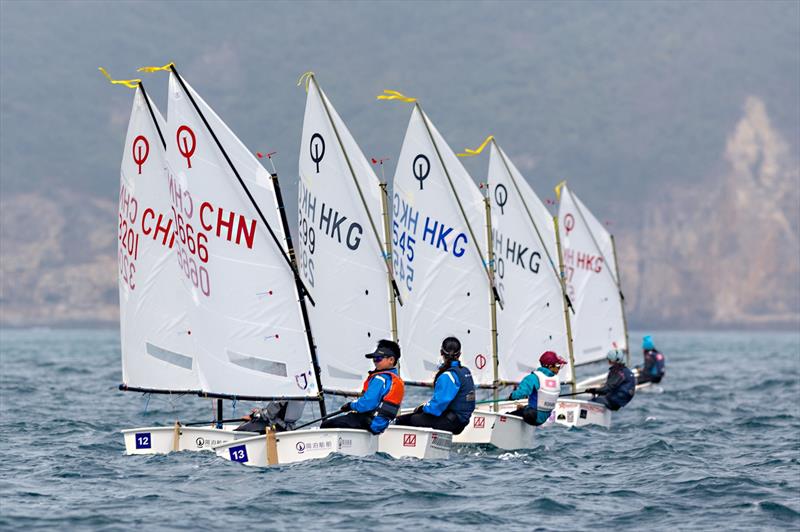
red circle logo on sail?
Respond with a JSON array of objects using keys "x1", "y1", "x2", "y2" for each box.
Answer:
[
  {"x1": 132, "y1": 135, "x2": 149, "y2": 175},
  {"x1": 564, "y1": 213, "x2": 575, "y2": 234},
  {"x1": 176, "y1": 125, "x2": 196, "y2": 169},
  {"x1": 475, "y1": 354, "x2": 487, "y2": 369}
]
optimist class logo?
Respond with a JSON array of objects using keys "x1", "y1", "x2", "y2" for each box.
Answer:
[
  {"x1": 176, "y1": 125, "x2": 196, "y2": 168},
  {"x1": 564, "y1": 213, "x2": 575, "y2": 234},
  {"x1": 132, "y1": 135, "x2": 149, "y2": 174}
]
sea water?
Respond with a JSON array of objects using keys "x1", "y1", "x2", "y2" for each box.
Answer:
[{"x1": 0, "y1": 329, "x2": 797, "y2": 531}]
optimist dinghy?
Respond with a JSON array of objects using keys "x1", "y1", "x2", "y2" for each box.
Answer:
[
  {"x1": 387, "y1": 107, "x2": 534, "y2": 449},
  {"x1": 295, "y1": 75, "x2": 451, "y2": 459},
  {"x1": 116, "y1": 66, "x2": 379, "y2": 464}
]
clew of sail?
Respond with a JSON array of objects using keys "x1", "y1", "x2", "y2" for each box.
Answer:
[
  {"x1": 297, "y1": 77, "x2": 393, "y2": 394},
  {"x1": 119, "y1": 86, "x2": 199, "y2": 393},
  {"x1": 392, "y1": 105, "x2": 493, "y2": 386},
  {"x1": 558, "y1": 185, "x2": 626, "y2": 365},
  {"x1": 488, "y1": 142, "x2": 572, "y2": 383},
  {"x1": 165, "y1": 72, "x2": 317, "y2": 399}
]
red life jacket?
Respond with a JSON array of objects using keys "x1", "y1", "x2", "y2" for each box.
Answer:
[{"x1": 361, "y1": 370, "x2": 405, "y2": 420}]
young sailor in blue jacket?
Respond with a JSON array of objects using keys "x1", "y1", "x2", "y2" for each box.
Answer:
[
  {"x1": 394, "y1": 337, "x2": 476, "y2": 435},
  {"x1": 586, "y1": 349, "x2": 636, "y2": 411},
  {"x1": 635, "y1": 334, "x2": 666, "y2": 384},
  {"x1": 505, "y1": 351, "x2": 566, "y2": 426},
  {"x1": 321, "y1": 339, "x2": 405, "y2": 435}
]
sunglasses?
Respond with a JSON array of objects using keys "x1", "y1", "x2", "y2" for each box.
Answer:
[{"x1": 372, "y1": 356, "x2": 388, "y2": 362}]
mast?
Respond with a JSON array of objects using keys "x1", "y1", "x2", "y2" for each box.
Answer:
[
  {"x1": 554, "y1": 215, "x2": 577, "y2": 394},
  {"x1": 379, "y1": 177, "x2": 399, "y2": 342},
  {"x1": 610, "y1": 234, "x2": 630, "y2": 366},
  {"x1": 483, "y1": 191, "x2": 500, "y2": 411},
  {"x1": 270, "y1": 170, "x2": 327, "y2": 416}
]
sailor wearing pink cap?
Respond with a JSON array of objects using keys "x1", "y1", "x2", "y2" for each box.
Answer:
[{"x1": 505, "y1": 351, "x2": 566, "y2": 426}]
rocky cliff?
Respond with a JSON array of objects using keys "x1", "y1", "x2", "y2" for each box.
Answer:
[{"x1": 618, "y1": 96, "x2": 800, "y2": 329}]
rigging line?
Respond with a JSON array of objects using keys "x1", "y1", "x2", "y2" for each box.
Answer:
[
  {"x1": 416, "y1": 103, "x2": 503, "y2": 309},
  {"x1": 138, "y1": 82, "x2": 166, "y2": 150},
  {"x1": 269, "y1": 171, "x2": 327, "y2": 416},
  {"x1": 566, "y1": 187, "x2": 623, "y2": 297},
  {"x1": 168, "y1": 64, "x2": 315, "y2": 307},
  {"x1": 309, "y1": 75, "x2": 404, "y2": 306}
]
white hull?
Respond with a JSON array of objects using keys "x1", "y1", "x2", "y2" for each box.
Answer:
[
  {"x1": 212, "y1": 428, "x2": 377, "y2": 467},
  {"x1": 552, "y1": 398, "x2": 612, "y2": 428},
  {"x1": 452, "y1": 410, "x2": 536, "y2": 450},
  {"x1": 378, "y1": 426, "x2": 452, "y2": 459},
  {"x1": 121, "y1": 424, "x2": 256, "y2": 455}
]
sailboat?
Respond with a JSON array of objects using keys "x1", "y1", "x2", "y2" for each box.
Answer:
[
  {"x1": 551, "y1": 182, "x2": 627, "y2": 427},
  {"x1": 388, "y1": 104, "x2": 534, "y2": 449},
  {"x1": 119, "y1": 66, "x2": 377, "y2": 465},
  {"x1": 116, "y1": 81, "x2": 260, "y2": 454},
  {"x1": 291, "y1": 74, "x2": 451, "y2": 459},
  {"x1": 452, "y1": 138, "x2": 574, "y2": 445}
]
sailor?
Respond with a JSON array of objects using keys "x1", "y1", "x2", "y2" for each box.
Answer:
[
  {"x1": 320, "y1": 339, "x2": 404, "y2": 435},
  {"x1": 635, "y1": 334, "x2": 666, "y2": 384},
  {"x1": 586, "y1": 349, "x2": 636, "y2": 410},
  {"x1": 234, "y1": 401, "x2": 305, "y2": 434},
  {"x1": 394, "y1": 337, "x2": 476, "y2": 435},
  {"x1": 505, "y1": 351, "x2": 566, "y2": 426}
]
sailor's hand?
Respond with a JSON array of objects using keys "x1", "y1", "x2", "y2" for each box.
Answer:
[
  {"x1": 339, "y1": 403, "x2": 352, "y2": 413},
  {"x1": 507, "y1": 393, "x2": 514, "y2": 400},
  {"x1": 413, "y1": 404, "x2": 424, "y2": 414},
  {"x1": 585, "y1": 388, "x2": 600, "y2": 395}
]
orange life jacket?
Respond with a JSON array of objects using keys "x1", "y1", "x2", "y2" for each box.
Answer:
[{"x1": 361, "y1": 370, "x2": 405, "y2": 420}]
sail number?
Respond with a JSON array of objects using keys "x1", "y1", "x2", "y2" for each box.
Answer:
[
  {"x1": 228, "y1": 445, "x2": 249, "y2": 463},
  {"x1": 134, "y1": 432, "x2": 151, "y2": 449}
]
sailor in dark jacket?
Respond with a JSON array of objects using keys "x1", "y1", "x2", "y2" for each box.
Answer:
[
  {"x1": 586, "y1": 349, "x2": 636, "y2": 411},
  {"x1": 394, "y1": 336, "x2": 476, "y2": 435},
  {"x1": 636, "y1": 334, "x2": 666, "y2": 384}
]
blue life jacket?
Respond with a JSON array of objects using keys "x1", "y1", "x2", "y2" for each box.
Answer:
[
  {"x1": 608, "y1": 366, "x2": 636, "y2": 408},
  {"x1": 445, "y1": 364, "x2": 476, "y2": 424}
]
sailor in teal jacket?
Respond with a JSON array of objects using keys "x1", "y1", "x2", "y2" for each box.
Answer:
[{"x1": 506, "y1": 351, "x2": 566, "y2": 426}]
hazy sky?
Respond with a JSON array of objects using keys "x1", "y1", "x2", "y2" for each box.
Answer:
[{"x1": 1, "y1": 0, "x2": 798, "y2": 226}]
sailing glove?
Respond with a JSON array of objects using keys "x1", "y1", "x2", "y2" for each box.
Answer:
[
  {"x1": 339, "y1": 403, "x2": 352, "y2": 413},
  {"x1": 413, "y1": 404, "x2": 424, "y2": 414}
]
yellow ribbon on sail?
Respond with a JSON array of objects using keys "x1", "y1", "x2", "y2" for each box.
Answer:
[
  {"x1": 98, "y1": 67, "x2": 140, "y2": 89},
  {"x1": 376, "y1": 89, "x2": 416, "y2": 103},
  {"x1": 137, "y1": 62, "x2": 175, "y2": 73},
  {"x1": 554, "y1": 180, "x2": 567, "y2": 200},
  {"x1": 457, "y1": 135, "x2": 494, "y2": 157},
  {"x1": 297, "y1": 71, "x2": 315, "y2": 93}
]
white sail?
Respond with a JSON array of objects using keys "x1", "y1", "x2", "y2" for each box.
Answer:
[
  {"x1": 119, "y1": 86, "x2": 199, "y2": 392},
  {"x1": 392, "y1": 105, "x2": 493, "y2": 386},
  {"x1": 488, "y1": 142, "x2": 572, "y2": 383},
  {"x1": 165, "y1": 72, "x2": 318, "y2": 398},
  {"x1": 558, "y1": 184, "x2": 626, "y2": 366},
  {"x1": 297, "y1": 77, "x2": 393, "y2": 394}
]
